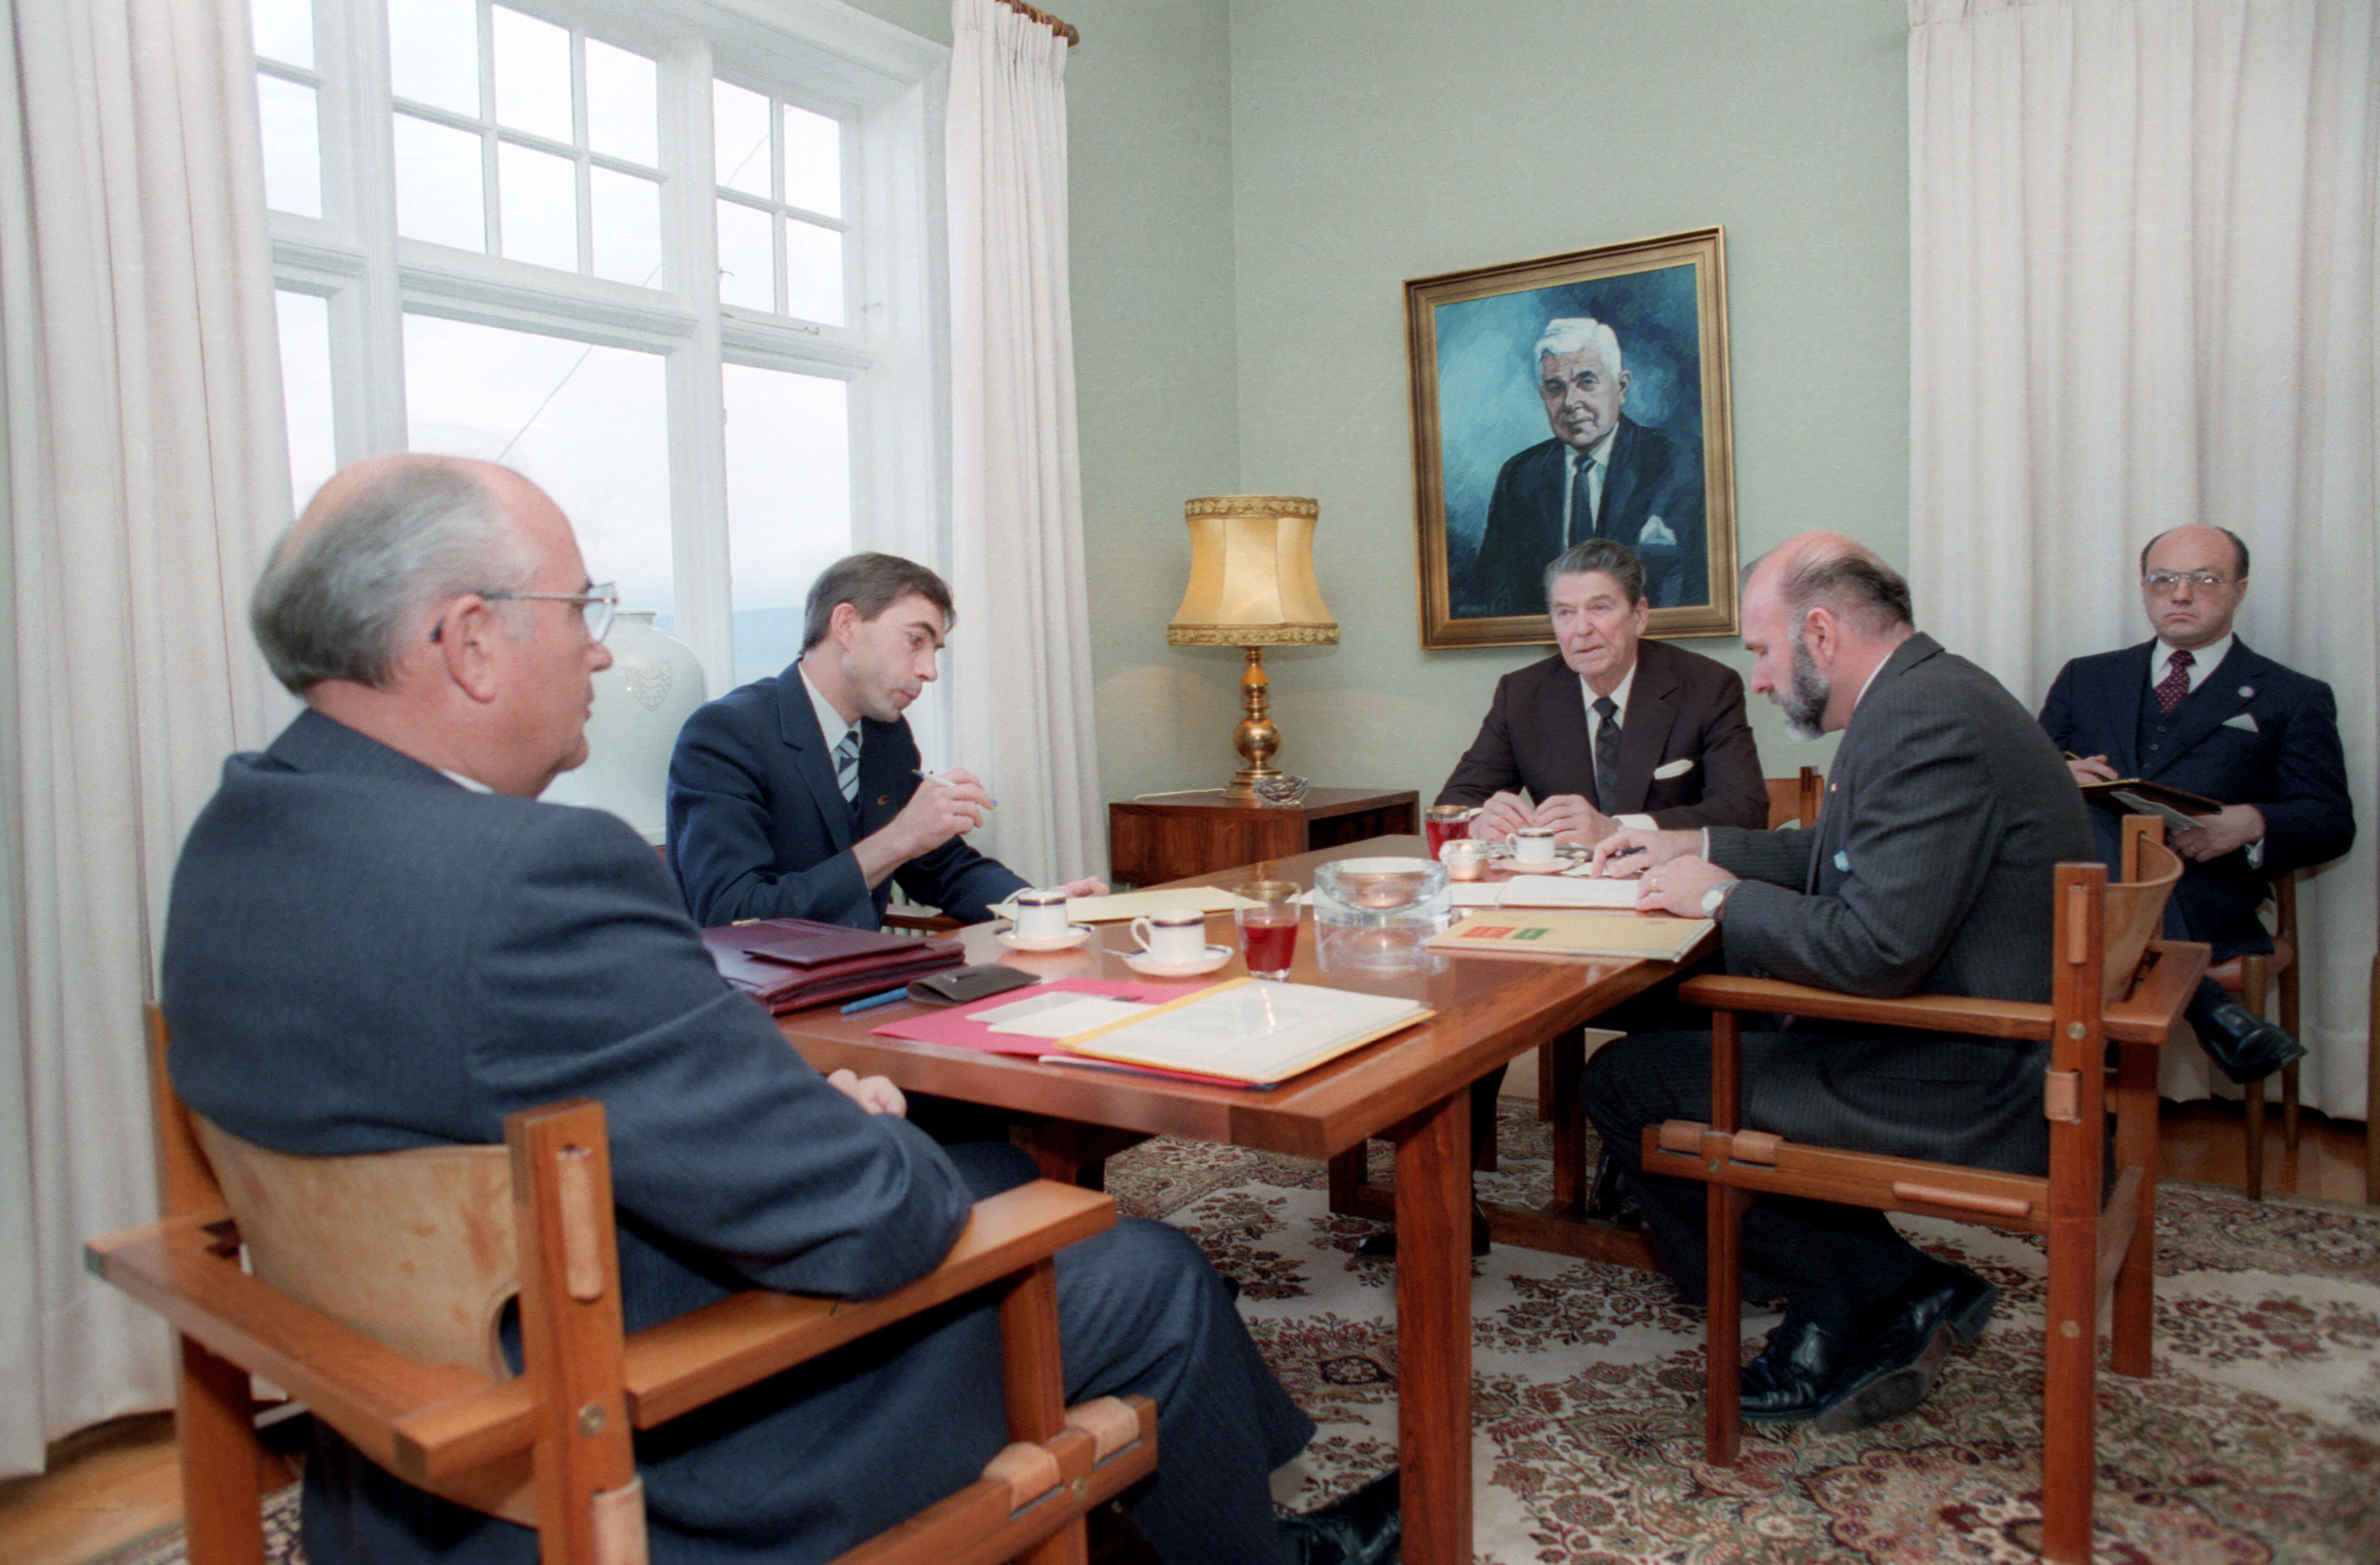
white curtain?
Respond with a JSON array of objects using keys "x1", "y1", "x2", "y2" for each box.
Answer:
[
  {"x1": 1908, "y1": 0, "x2": 2378, "y2": 1115},
  {"x1": 942, "y1": 0, "x2": 1105, "y2": 889},
  {"x1": 0, "y1": 0, "x2": 291, "y2": 1474}
]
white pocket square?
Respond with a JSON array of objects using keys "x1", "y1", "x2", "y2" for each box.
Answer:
[
  {"x1": 1651, "y1": 758, "x2": 1696, "y2": 780},
  {"x1": 1637, "y1": 516, "x2": 1678, "y2": 548},
  {"x1": 2222, "y1": 712, "x2": 2259, "y2": 732}
]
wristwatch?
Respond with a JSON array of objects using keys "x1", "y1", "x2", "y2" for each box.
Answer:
[{"x1": 1699, "y1": 882, "x2": 1736, "y2": 919}]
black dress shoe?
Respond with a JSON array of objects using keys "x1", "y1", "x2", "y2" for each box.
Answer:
[
  {"x1": 1583, "y1": 1148, "x2": 1649, "y2": 1231},
  {"x1": 1353, "y1": 1202, "x2": 1490, "y2": 1259},
  {"x1": 1279, "y1": 1470, "x2": 1400, "y2": 1565},
  {"x1": 1739, "y1": 1310, "x2": 1845, "y2": 1423},
  {"x1": 2192, "y1": 998, "x2": 2306, "y2": 1084},
  {"x1": 1812, "y1": 1257, "x2": 1997, "y2": 1435}
]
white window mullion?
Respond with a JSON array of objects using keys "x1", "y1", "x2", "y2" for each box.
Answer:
[
  {"x1": 661, "y1": 36, "x2": 732, "y2": 689},
  {"x1": 329, "y1": 0, "x2": 409, "y2": 456}
]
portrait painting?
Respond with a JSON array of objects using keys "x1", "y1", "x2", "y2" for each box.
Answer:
[{"x1": 1408, "y1": 227, "x2": 1737, "y2": 649}]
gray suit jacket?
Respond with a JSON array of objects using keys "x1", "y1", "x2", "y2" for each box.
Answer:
[
  {"x1": 161, "y1": 710, "x2": 1006, "y2": 1564},
  {"x1": 1703, "y1": 634, "x2": 2094, "y2": 1168},
  {"x1": 1437, "y1": 638, "x2": 1768, "y2": 830}
]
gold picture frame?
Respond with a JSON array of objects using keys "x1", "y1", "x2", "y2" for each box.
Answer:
[{"x1": 1407, "y1": 227, "x2": 1737, "y2": 649}]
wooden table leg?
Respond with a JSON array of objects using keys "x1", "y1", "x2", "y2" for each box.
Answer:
[{"x1": 1392, "y1": 1091, "x2": 1471, "y2": 1565}]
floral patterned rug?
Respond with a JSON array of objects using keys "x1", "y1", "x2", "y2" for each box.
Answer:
[
  {"x1": 1106, "y1": 1103, "x2": 2380, "y2": 1564},
  {"x1": 90, "y1": 1105, "x2": 2380, "y2": 1565}
]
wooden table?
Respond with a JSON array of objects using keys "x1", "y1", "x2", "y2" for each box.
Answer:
[
  {"x1": 776, "y1": 836, "x2": 1675, "y2": 1565},
  {"x1": 1106, "y1": 786, "x2": 1418, "y2": 886}
]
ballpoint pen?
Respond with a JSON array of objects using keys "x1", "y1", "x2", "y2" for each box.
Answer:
[{"x1": 839, "y1": 986, "x2": 910, "y2": 1015}]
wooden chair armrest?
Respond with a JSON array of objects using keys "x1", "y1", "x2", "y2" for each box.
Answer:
[
  {"x1": 86, "y1": 1209, "x2": 500, "y2": 1482},
  {"x1": 1676, "y1": 974, "x2": 2052, "y2": 1040},
  {"x1": 2103, "y1": 939, "x2": 2209, "y2": 1044},
  {"x1": 397, "y1": 1181, "x2": 1118, "y2": 1478},
  {"x1": 91, "y1": 1180, "x2": 1118, "y2": 1489}
]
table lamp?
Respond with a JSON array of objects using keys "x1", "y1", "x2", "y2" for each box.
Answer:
[{"x1": 1166, "y1": 495, "x2": 1339, "y2": 801}]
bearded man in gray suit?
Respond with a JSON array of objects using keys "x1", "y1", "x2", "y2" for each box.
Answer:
[
  {"x1": 1584, "y1": 533, "x2": 2093, "y2": 1435},
  {"x1": 159, "y1": 455, "x2": 1399, "y2": 1565}
]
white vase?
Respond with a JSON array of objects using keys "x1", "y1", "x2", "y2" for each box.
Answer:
[{"x1": 541, "y1": 611, "x2": 708, "y2": 844}]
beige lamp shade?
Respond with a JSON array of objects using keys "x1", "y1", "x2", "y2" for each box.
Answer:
[{"x1": 1166, "y1": 495, "x2": 1339, "y2": 647}]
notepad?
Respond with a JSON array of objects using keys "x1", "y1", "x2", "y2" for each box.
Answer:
[
  {"x1": 1427, "y1": 909, "x2": 1715, "y2": 962},
  {"x1": 1049, "y1": 977, "x2": 1430, "y2": 1085}
]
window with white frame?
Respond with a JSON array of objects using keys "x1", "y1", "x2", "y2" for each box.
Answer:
[{"x1": 249, "y1": 0, "x2": 947, "y2": 695}]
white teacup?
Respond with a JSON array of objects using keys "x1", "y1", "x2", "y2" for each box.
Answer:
[
  {"x1": 1512, "y1": 826, "x2": 1558, "y2": 864},
  {"x1": 1010, "y1": 889, "x2": 1072, "y2": 942},
  {"x1": 1129, "y1": 910, "x2": 1209, "y2": 965}
]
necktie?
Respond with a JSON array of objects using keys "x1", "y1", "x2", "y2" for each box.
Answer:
[
  {"x1": 833, "y1": 730, "x2": 861, "y2": 802},
  {"x1": 1569, "y1": 454, "x2": 1598, "y2": 545},
  {"x1": 2154, "y1": 648, "x2": 2194, "y2": 714},
  {"x1": 1591, "y1": 696, "x2": 1621, "y2": 811}
]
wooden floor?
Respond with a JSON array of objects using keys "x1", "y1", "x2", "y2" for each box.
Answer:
[{"x1": 5, "y1": 1100, "x2": 2368, "y2": 1565}]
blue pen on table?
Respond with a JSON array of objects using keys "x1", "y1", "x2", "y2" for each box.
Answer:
[
  {"x1": 915, "y1": 768, "x2": 997, "y2": 808},
  {"x1": 840, "y1": 986, "x2": 911, "y2": 1015}
]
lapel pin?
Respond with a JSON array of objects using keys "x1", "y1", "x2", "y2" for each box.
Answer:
[{"x1": 2238, "y1": 685, "x2": 2253, "y2": 700}]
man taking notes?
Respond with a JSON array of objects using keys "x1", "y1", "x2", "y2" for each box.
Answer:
[
  {"x1": 2038, "y1": 524, "x2": 2353, "y2": 1083},
  {"x1": 668, "y1": 553, "x2": 1103, "y2": 929}
]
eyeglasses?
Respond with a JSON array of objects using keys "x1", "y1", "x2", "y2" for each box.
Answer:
[
  {"x1": 2141, "y1": 570, "x2": 2234, "y2": 595},
  {"x1": 481, "y1": 582, "x2": 619, "y2": 642}
]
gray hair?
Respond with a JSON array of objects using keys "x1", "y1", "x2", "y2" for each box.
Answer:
[
  {"x1": 801, "y1": 554, "x2": 956, "y2": 648},
  {"x1": 250, "y1": 460, "x2": 536, "y2": 692},
  {"x1": 1543, "y1": 538, "x2": 1646, "y2": 607},
  {"x1": 1533, "y1": 317, "x2": 1624, "y2": 379}
]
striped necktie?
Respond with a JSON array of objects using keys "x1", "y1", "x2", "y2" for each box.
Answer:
[
  {"x1": 833, "y1": 730, "x2": 861, "y2": 803},
  {"x1": 1590, "y1": 696, "x2": 1621, "y2": 811}
]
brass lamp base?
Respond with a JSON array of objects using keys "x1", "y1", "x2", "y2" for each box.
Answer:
[{"x1": 1222, "y1": 646, "x2": 1283, "y2": 801}]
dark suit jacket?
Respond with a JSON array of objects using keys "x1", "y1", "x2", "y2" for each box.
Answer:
[
  {"x1": 161, "y1": 710, "x2": 1000, "y2": 1564},
  {"x1": 2040, "y1": 639, "x2": 2354, "y2": 960},
  {"x1": 1702, "y1": 634, "x2": 2094, "y2": 1171},
  {"x1": 1436, "y1": 639, "x2": 1768, "y2": 830},
  {"x1": 666, "y1": 661, "x2": 1028, "y2": 929},
  {"x1": 1471, "y1": 416, "x2": 1706, "y2": 614}
]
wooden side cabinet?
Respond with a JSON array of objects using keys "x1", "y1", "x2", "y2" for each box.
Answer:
[{"x1": 1106, "y1": 788, "x2": 1420, "y2": 887}]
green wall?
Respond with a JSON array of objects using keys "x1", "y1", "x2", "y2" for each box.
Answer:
[{"x1": 841, "y1": 0, "x2": 1910, "y2": 823}]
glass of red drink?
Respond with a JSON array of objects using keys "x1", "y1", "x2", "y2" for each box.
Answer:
[
  {"x1": 1233, "y1": 879, "x2": 1301, "y2": 980},
  {"x1": 1423, "y1": 804, "x2": 1470, "y2": 859}
]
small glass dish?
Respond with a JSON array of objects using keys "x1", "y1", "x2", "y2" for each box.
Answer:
[{"x1": 1311, "y1": 855, "x2": 1451, "y2": 929}]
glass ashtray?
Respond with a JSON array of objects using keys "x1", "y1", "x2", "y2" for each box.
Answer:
[{"x1": 1311, "y1": 855, "x2": 1451, "y2": 929}]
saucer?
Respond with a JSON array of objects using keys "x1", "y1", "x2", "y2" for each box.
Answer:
[
  {"x1": 1121, "y1": 944, "x2": 1233, "y2": 978},
  {"x1": 995, "y1": 924, "x2": 1094, "y2": 954}
]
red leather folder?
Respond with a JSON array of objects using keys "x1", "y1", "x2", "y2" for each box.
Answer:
[{"x1": 700, "y1": 917, "x2": 964, "y2": 1013}]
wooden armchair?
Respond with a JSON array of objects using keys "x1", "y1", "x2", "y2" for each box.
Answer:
[
  {"x1": 1642, "y1": 821, "x2": 2204, "y2": 1564},
  {"x1": 87, "y1": 1010, "x2": 1155, "y2": 1565},
  {"x1": 1764, "y1": 765, "x2": 1823, "y2": 829}
]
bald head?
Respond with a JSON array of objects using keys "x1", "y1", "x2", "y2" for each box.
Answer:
[
  {"x1": 1739, "y1": 532, "x2": 1915, "y2": 739},
  {"x1": 253, "y1": 454, "x2": 538, "y2": 692}
]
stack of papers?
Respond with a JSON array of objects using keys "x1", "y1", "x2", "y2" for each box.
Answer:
[
  {"x1": 1448, "y1": 874, "x2": 1638, "y2": 911},
  {"x1": 1056, "y1": 978, "x2": 1431, "y2": 1085}
]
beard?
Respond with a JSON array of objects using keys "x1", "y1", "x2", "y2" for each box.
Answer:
[{"x1": 1777, "y1": 632, "x2": 1830, "y2": 740}]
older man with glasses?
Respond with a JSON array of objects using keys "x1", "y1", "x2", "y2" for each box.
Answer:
[{"x1": 2038, "y1": 523, "x2": 2354, "y2": 1084}]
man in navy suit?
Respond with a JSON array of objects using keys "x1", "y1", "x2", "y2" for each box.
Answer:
[
  {"x1": 668, "y1": 554, "x2": 1104, "y2": 930},
  {"x1": 163, "y1": 456, "x2": 1399, "y2": 1565},
  {"x1": 1471, "y1": 316, "x2": 1706, "y2": 613},
  {"x1": 2038, "y1": 524, "x2": 2354, "y2": 1083}
]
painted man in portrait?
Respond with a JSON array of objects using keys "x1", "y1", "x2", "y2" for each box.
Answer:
[{"x1": 1472, "y1": 316, "x2": 1706, "y2": 613}]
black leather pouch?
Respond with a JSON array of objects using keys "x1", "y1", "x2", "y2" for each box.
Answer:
[{"x1": 906, "y1": 962, "x2": 1041, "y2": 1007}]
